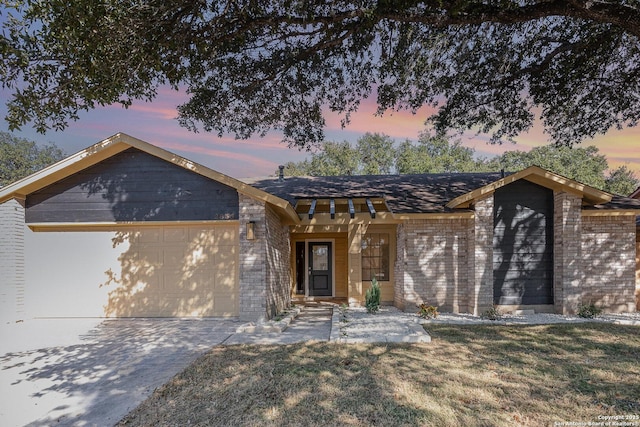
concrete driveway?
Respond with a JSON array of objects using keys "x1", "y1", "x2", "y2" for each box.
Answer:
[{"x1": 0, "y1": 318, "x2": 239, "y2": 426}]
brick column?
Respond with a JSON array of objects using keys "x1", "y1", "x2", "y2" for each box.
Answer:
[
  {"x1": 554, "y1": 192, "x2": 582, "y2": 314},
  {"x1": 238, "y1": 194, "x2": 267, "y2": 322},
  {"x1": 264, "y1": 205, "x2": 291, "y2": 319},
  {"x1": 471, "y1": 195, "x2": 494, "y2": 315},
  {"x1": 0, "y1": 198, "x2": 25, "y2": 323},
  {"x1": 394, "y1": 224, "x2": 406, "y2": 310}
]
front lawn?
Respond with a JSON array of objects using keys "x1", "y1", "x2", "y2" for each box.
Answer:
[{"x1": 118, "y1": 323, "x2": 640, "y2": 427}]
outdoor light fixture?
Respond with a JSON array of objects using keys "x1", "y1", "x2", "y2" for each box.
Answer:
[{"x1": 246, "y1": 221, "x2": 256, "y2": 240}]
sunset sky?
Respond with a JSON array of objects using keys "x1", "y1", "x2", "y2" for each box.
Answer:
[{"x1": 1, "y1": 86, "x2": 639, "y2": 181}]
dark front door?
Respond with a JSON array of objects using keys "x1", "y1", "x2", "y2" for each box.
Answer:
[{"x1": 308, "y1": 242, "x2": 332, "y2": 296}]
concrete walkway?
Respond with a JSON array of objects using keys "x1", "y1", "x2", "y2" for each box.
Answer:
[
  {"x1": 225, "y1": 305, "x2": 334, "y2": 345},
  {"x1": 331, "y1": 306, "x2": 432, "y2": 343}
]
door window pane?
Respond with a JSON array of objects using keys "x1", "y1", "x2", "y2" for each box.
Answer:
[{"x1": 312, "y1": 245, "x2": 329, "y2": 270}]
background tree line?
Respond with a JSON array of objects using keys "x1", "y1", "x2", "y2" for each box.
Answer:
[
  {"x1": 1, "y1": 129, "x2": 637, "y2": 197},
  {"x1": 281, "y1": 132, "x2": 639, "y2": 196},
  {"x1": 0, "y1": 131, "x2": 65, "y2": 187}
]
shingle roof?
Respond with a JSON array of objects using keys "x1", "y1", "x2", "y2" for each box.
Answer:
[
  {"x1": 248, "y1": 172, "x2": 505, "y2": 213},
  {"x1": 585, "y1": 195, "x2": 640, "y2": 211},
  {"x1": 248, "y1": 173, "x2": 640, "y2": 215}
]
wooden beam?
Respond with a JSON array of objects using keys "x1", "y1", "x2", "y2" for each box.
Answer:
[
  {"x1": 308, "y1": 199, "x2": 317, "y2": 219},
  {"x1": 366, "y1": 198, "x2": 376, "y2": 219},
  {"x1": 330, "y1": 198, "x2": 335, "y2": 219},
  {"x1": 348, "y1": 199, "x2": 355, "y2": 219}
]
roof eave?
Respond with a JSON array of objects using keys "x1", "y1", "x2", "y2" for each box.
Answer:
[{"x1": 445, "y1": 166, "x2": 611, "y2": 209}]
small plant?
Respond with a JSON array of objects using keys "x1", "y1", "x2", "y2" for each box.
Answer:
[
  {"x1": 417, "y1": 303, "x2": 439, "y2": 319},
  {"x1": 577, "y1": 302, "x2": 602, "y2": 319},
  {"x1": 365, "y1": 278, "x2": 381, "y2": 314},
  {"x1": 482, "y1": 305, "x2": 502, "y2": 321}
]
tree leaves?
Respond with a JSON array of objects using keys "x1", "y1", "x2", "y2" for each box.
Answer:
[
  {"x1": 280, "y1": 130, "x2": 639, "y2": 195},
  {"x1": 0, "y1": 131, "x2": 65, "y2": 186},
  {"x1": 2, "y1": 1, "x2": 640, "y2": 148}
]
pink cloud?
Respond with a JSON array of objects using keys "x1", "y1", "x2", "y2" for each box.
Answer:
[
  {"x1": 324, "y1": 97, "x2": 434, "y2": 141},
  {"x1": 158, "y1": 140, "x2": 276, "y2": 169},
  {"x1": 2, "y1": 82, "x2": 638, "y2": 179}
]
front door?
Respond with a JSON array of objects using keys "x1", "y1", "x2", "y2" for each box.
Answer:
[{"x1": 308, "y1": 242, "x2": 332, "y2": 296}]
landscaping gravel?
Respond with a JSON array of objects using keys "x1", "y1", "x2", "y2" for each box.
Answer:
[{"x1": 341, "y1": 305, "x2": 640, "y2": 327}]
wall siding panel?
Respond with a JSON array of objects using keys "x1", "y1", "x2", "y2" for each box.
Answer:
[
  {"x1": 493, "y1": 180, "x2": 554, "y2": 306},
  {"x1": 26, "y1": 148, "x2": 239, "y2": 223}
]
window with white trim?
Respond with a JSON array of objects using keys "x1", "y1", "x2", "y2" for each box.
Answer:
[{"x1": 361, "y1": 233, "x2": 390, "y2": 281}]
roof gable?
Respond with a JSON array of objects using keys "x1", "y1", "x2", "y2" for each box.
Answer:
[
  {"x1": 446, "y1": 166, "x2": 612, "y2": 209},
  {"x1": 0, "y1": 133, "x2": 298, "y2": 223},
  {"x1": 26, "y1": 148, "x2": 240, "y2": 223}
]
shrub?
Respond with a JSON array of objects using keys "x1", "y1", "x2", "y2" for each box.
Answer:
[
  {"x1": 482, "y1": 305, "x2": 502, "y2": 321},
  {"x1": 417, "y1": 303, "x2": 439, "y2": 319},
  {"x1": 365, "y1": 278, "x2": 381, "y2": 314},
  {"x1": 577, "y1": 302, "x2": 602, "y2": 319}
]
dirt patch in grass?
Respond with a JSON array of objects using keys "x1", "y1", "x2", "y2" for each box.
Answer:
[{"x1": 117, "y1": 323, "x2": 640, "y2": 427}]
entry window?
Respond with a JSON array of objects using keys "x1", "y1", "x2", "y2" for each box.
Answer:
[
  {"x1": 312, "y1": 245, "x2": 329, "y2": 270},
  {"x1": 362, "y1": 233, "x2": 389, "y2": 281}
]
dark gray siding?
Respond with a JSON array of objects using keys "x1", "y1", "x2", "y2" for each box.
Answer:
[
  {"x1": 493, "y1": 180, "x2": 554, "y2": 305},
  {"x1": 26, "y1": 148, "x2": 239, "y2": 222}
]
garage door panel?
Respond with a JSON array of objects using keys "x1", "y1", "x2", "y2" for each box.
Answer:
[
  {"x1": 214, "y1": 248, "x2": 237, "y2": 266},
  {"x1": 26, "y1": 224, "x2": 239, "y2": 318},
  {"x1": 164, "y1": 272, "x2": 216, "y2": 291},
  {"x1": 188, "y1": 227, "x2": 217, "y2": 244},
  {"x1": 122, "y1": 273, "x2": 162, "y2": 295},
  {"x1": 213, "y1": 295, "x2": 237, "y2": 316},
  {"x1": 163, "y1": 227, "x2": 188, "y2": 242},
  {"x1": 134, "y1": 228, "x2": 161, "y2": 243},
  {"x1": 163, "y1": 248, "x2": 187, "y2": 266},
  {"x1": 214, "y1": 228, "x2": 237, "y2": 245},
  {"x1": 214, "y1": 274, "x2": 237, "y2": 292}
]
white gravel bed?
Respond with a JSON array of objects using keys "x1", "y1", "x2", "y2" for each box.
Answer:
[{"x1": 342, "y1": 306, "x2": 640, "y2": 326}]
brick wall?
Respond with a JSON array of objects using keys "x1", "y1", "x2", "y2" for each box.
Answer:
[
  {"x1": 581, "y1": 215, "x2": 636, "y2": 313},
  {"x1": 264, "y1": 204, "x2": 291, "y2": 319},
  {"x1": 471, "y1": 196, "x2": 494, "y2": 315},
  {"x1": 394, "y1": 224, "x2": 406, "y2": 310},
  {"x1": 554, "y1": 192, "x2": 582, "y2": 314},
  {"x1": 399, "y1": 217, "x2": 471, "y2": 312},
  {"x1": 0, "y1": 198, "x2": 25, "y2": 323},
  {"x1": 395, "y1": 188, "x2": 637, "y2": 316},
  {"x1": 238, "y1": 194, "x2": 267, "y2": 322},
  {"x1": 238, "y1": 195, "x2": 292, "y2": 321}
]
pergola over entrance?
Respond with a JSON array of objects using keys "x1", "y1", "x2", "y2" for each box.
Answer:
[{"x1": 294, "y1": 197, "x2": 390, "y2": 220}]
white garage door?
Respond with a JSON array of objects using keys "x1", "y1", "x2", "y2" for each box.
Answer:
[{"x1": 25, "y1": 223, "x2": 239, "y2": 318}]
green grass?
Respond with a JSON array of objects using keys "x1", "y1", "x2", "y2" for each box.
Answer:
[{"x1": 117, "y1": 323, "x2": 640, "y2": 427}]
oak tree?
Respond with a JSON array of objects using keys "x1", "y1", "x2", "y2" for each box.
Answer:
[
  {"x1": 2, "y1": 1, "x2": 640, "y2": 148},
  {"x1": 0, "y1": 131, "x2": 65, "y2": 186},
  {"x1": 280, "y1": 131, "x2": 638, "y2": 195}
]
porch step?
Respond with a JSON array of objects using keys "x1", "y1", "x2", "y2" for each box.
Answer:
[{"x1": 292, "y1": 297, "x2": 347, "y2": 307}]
